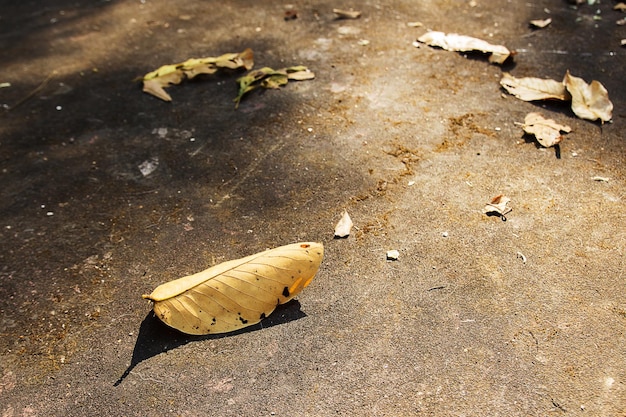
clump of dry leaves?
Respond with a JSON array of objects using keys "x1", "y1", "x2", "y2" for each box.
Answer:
[
  {"x1": 139, "y1": 49, "x2": 315, "y2": 105},
  {"x1": 140, "y1": 49, "x2": 254, "y2": 101},
  {"x1": 501, "y1": 71, "x2": 613, "y2": 123}
]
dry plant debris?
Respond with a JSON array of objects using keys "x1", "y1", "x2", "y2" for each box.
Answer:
[
  {"x1": 501, "y1": 71, "x2": 613, "y2": 123},
  {"x1": 333, "y1": 8, "x2": 362, "y2": 19},
  {"x1": 143, "y1": 242, "x2": 323, "y2": 335},
  {"x1": 140, "y1": 49, "x2": 254, "y2": 101},
  {"x1": 334, "y1": 210, "x2": 354, "y2": 238},
  {"x1": 417, "y1": 31, "x2": 511, "y2": 64},
  {"x1": 483, "y1": 195, "x2": 512, "y2": 220},
  {"x1": 529, "y1": 18, "x2": 552, "y2": 28},
  {"x1": 386, "y1": 250, "x2": 400, "y2": 261},
  {"x1": 500, "y1": 73, "x2": 570, "y2": 101},
  {"x1": 235, "y1": 66, "x2": 315, "y2": 108},
  {"x1": 518, "y1": 112, "x2": 571, "y2": 148},
  {"x1": 563, "y1": 71, "x2": 613, "y2": 123}
]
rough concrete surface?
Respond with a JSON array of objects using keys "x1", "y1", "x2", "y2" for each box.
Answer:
[{"x1": 1, "y1": 0, "x2": 625, "y2": 415}]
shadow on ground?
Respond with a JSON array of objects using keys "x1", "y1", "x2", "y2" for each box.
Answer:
[{"x1": 114, "y1": 300, "x2": 305, "y2": 386}]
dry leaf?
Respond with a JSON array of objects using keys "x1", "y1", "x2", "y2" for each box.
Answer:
[
  {"x1": 563, "y1": 71, "x2": 613, "y2": 123},
  {"x1": 334, "y1": 210, "x2": 353, "y2": 238},
  {"x1": 417, "y1": 31, "x2": 511, "y2": 64},
  {"x1": 333, "y1": 8, "x2": 362, "y2": 19},
  {"x1": 500, "y1": 73, "x2": 570, "y2": 101},
  {"x1": 614, "y1": 3, "x2": 626, "y2": 11},
  {"x1": 143, "y1": 242, "x2": 324, "y2": 335},
  {"x1": 234, "y1": 66, "x2": 315, "y2": 108},
  {"x1": 140, "y1": 49, "x2": 254, "y2": 101},
  {"x1": 386, "y1": 250, "x2": 399, "y2": 261},
  {"x1": 520, "y1": 112, "x2": 571, "y2": 148},
  {"x1": 483, "y1": 195, "x2": 512, "y2": 219},
  {"x1": 529, "y1": 18, "x2": 552, "y2": 28}
]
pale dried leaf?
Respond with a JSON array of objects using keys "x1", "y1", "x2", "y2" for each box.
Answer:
[
  {"x1": 142, "y1": 76, "x2": 180, "y2": 102},
  {"x1": 614, "y1": 2, "x2": 626, "y2": 11},
  {"x1": 530, "y1": 18, "x2": 552, "y2": 28},
  {"x1": 417, "y1": 31, "x2": 511, "y2": 64},
  {"x1": 386, "y1": 250, "x2": 400, "y2": 261},
  {"x1": 563, "y1": 70, "x2": 613, "y2": 122},
  {"x1": 334, "y1": 210, "x2": 354, "y2": 238},
  {"x1": 500, "y1": 73, "x2": 570, "y2": 101},
  {"x1": 286, "y1": 66, "x2": 316, "y2": 80},
  {"x1": 483, "y1": 195, "x2": 512, "y2": 217},
  {"x1": 333, "y1": 8, "x2": 362, "y2": 19},
  {"x1": 521, "y1": 112, "x2": 571, "y2": 148},
  {"x1": 143, "y1": 242, "x2": 324, "y2": 335}
]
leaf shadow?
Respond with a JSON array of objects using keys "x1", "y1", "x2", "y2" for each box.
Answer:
[
  {"x1": 520, "y1": 132, "x2": 561, "y2": 159},
  {"x1": 113, "y1": 299, "x2": 306, "y2": 386},
  {"x1": 456, "y1": 50, "x2": 517, "y2": 70}
]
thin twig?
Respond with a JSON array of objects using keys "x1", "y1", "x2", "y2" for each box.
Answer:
[{"x1": 7, "y1": 71, "x2": 57, "y2": 111}]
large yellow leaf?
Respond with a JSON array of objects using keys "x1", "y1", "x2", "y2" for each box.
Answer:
[{"x1": 143, "y1": 242, "x2": 323, "y2": 335}]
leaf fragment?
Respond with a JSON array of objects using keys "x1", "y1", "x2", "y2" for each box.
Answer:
[
  {"x1": 500, "y1": 73, "x2": 570, "y2": 101},
  {"x1": 563, "y1": 71, "x2": 613, "y2": 123},
  {"x1": 417, "y1": 31, "x2": 511, "y2": 64},
  {"x1": 520, "y1": 112, "x2": 571, "y2": 148},
  {"x1": 386, "y1": 250, "x2": 400, "y2": 261},
  {"x1": 234, "y1": 66, "x2": 315, "y2": 108},
  {"x1": 483, "y1": 195, "x2": 512, "y2": 219},
  {"x1": 143, "y1": 242, "x2": 324, "y2": 335},
  {"x1": 140, "y1": 48, "x2": 254, "y2": 102},
  {"x1": 333, "y1": 8, "x2": 362, "y2": 19},
  {"x1": 334, "y1": 210, "x2": 353, "y2": 238},
  {"x1": 529, "y1": 18, "x2": 552, "y2": 28}
]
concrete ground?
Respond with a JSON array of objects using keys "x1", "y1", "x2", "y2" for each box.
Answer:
[{"x1": 1, "y1": 0, "x2": 625, "y2": 415}]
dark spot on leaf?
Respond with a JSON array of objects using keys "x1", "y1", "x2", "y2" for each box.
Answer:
[
  {"x1": 300, "y1": 244, "x2": 310, "y2": 248},
  {"x1": 239, "y1": 316, "x2": 248, "y2": 324},
  {"x1": 260, "y1": 313, "x2": 266, "y2": 319},
  {"x1": 282, "y1": 286, "x2": 290, "y2": 297}
]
